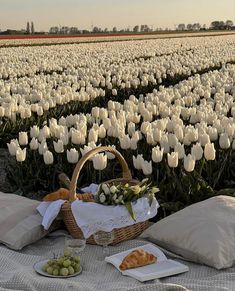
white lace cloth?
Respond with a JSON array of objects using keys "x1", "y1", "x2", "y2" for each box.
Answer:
[{"x1": 37, "y1": 184, "x2": 159, "y2": 238}]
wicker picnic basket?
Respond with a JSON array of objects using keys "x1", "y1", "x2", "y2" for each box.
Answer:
[{"x1": 60, "y1": 146, "x2": 150, "y2": 245}]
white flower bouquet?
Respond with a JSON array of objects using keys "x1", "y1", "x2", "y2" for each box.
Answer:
[{"x1": 95, "y1": 178, "x2": 159, "y2": 221}]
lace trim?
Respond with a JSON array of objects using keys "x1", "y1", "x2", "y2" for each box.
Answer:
[{"x1": 72, "y1": 198, "x2": 159, "y2": 238}]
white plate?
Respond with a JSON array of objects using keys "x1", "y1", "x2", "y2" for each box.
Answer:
[{"x1": 34, "y1": 259, "x2": 82, "y2": 278}]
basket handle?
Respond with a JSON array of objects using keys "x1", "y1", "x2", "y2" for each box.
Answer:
[{"x1": 69, "y1": 146, "x2": 132, "y2": 202}]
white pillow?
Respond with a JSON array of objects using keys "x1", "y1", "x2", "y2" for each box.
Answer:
[
  {"x1": 141, "y1": 195, "x2": 235, "y2": 269},
  {"x1": 0, "y1": 192, "x2": 59, "y2": 250}
]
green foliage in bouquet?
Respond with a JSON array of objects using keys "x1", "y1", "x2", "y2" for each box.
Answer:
[{"x1": 94, "y1": 178, "x2": 159, "y2": 221}]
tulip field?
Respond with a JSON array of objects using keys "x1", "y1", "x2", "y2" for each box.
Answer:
[{"x1": 0, "y1": 33, "x2": 235, "y2": 216}]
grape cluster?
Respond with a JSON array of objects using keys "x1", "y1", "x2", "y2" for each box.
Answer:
[{"x1": 42, "y1": 251, "x2": 80, "y2": 276}]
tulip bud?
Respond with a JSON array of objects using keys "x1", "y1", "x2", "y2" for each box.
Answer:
[
  {"x1": 92, "y1": 153, "x2": 107, "y2": 170},
  {"x1": 7, "y1": 139, "x2": 19, "y2": 156},
  {"x1": 67, "y1": 148, "x2": 79, "y2": 164},
  {"x1": 204, "y1": 143, "x2": 216, "y2": 161},
  {"x1": 184, "y1": 154, "x2": 195, "y2": 172},
  {"x1": 152, "y1": 146, "x2": 164, "y2": 163},
  {"x1": 120, "y1": 135, "x2": 131, "y2": 150},
  {"x1": 53, "y1": 139, "x2": 64, "y2": 153},
  {"x1": 43, "y1": 150, "x2": 54, "y2": 165},
  {"x1": 167, "y1": 152, "x2": 178, "y2": 168},
  {"x1": 174, "y1": 143, "x2": 185, "y2": 159},
  {"x1": 199, "y1": 133, "x2": 210, "y2": 147},
  {"x1": 191, "y1": 143, "x2": 203, "y2": 160},
  {"x1": 19, "y1": 132, "x2": 28, "y2": 146},
  {"x1": 133, "y1": 154, "x2": 144, "y2": 170},
  {"x1": 30, "y1": 125, "x2": 40, "y2": 138},
  {"x1": 0, "y1": 107, "x2": 5, "y2": 117},
  {"x1": 142, "y1": 160, "x2": 152, "y2": 175},
  {"x1": 29, "y1": 138, "x2": 39, "y2": 150},
  {"x1": 219, "y1": 133, "x2": 231, "y2": 149},
  {"x1": 38, "y1": 140, "x2": 48, "y2": 155},
  {"x1": 16, "y1": 148, "x2": 26, "y2": 162}
]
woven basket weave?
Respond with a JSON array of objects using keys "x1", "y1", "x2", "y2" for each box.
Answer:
[{"x1": 60, "y1": 146, "x2": 150, "y2": 245}]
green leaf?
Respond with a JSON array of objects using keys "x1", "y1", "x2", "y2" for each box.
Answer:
[{"x1": 124, "y1": 201, "x2": 136, "y2": 221}]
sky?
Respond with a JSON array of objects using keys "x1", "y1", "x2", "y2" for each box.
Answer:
[{"x1": 0, "y1": 0, "x2": 234, "y2": 31}]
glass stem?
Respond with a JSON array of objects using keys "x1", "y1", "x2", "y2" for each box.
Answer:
[{"x1": 103, "y1": 245, "x2": 109, "y2": 257}]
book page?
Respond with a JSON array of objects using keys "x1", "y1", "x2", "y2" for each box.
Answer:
[{"x1": 124, "y1": 260, "x2": 189, "y2": 281}]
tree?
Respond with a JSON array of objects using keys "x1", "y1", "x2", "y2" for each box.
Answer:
[
  {"x1": 140, "y1": 24, "x2": 150, "y2": 32},
  {"x1": 92, "y1": 26, "x2": 100, "y2": 33},
  {"x1": 31, "y1": 22, "x2": 35, "y2": 34},
  {"x1": 210, "y1": 21, "x2": 225, "y2": 30},
  {"x1": 26, "y1": 22, "x2": 30, "y2": 34},
  {"x1": 112, "y1": 27, "x2": 117, "y2": 33},
  {"x1": 133, "y1": 25, "x2": 139, "y2": 33},
  {"x1": 187, "y1": 24, "x2": 193, "y2": 30},
  {"x1": 177, "y1": 24, "x2": 186, "y2": 31},
  {"x1": 192, "y1": 23, "x2": 201, "y2": 30},
  {"x1": 226, "y1": 20, "x2": 233, "y2": 27}
]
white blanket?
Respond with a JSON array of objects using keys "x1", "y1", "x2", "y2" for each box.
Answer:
[{"x1": 0, "y1": 233, "x2": 234, "y2": 291}]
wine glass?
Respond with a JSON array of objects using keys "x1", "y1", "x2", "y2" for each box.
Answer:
[
  {"x1": 93, "y1": 230, "x2": 114, "y2": 260},
  {"x1": 65, "y1": 238, "x2": 86, "y2": 257}
]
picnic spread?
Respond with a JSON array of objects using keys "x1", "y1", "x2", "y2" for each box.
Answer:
[{"x1": 1, "y1": 147, "x2": 235, "y2": 291}]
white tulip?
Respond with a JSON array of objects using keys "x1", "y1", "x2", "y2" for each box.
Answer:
[
  {"x1": 19, "y1": 132, "x2": 28, "y2": 146},
  {"x1": 219, "y1": 133, "x2": 231, "y2": 149},
  {"x1": 120, "y1": 135, "x2": 131, "y2": 150},
  {"x1": 67, "y1": 148, "x2": 79, "y2": 164},
  {"x1": 204, "y1": 143, "x2": 216, "y2": 161},
  {"x1": 99, "y1": 193, "x2": 106, "y2": 203},
  {"x1": 0, "y1": 107, "x2": 5, "y2": 117},
  {"x1": 174, "y1": 143, "x2": 185, "y2": 159},
  {"x1": 7, "y1": 139, "x2": 19, "y2": 156},
  {"x1": 29, "y1": 137, "x2": 39, "y2": 150},
  {"x1": 184, "y1": 154, "x2": 196, "y2": 172},
  {"x1": 93, "y1": 153, "x2": 107, "y2": 170},
  {"x1": 30, "y1": 125, "x2": 40, "y2": 138},
  {"x1": 102, "y1": 183, "x2": 110, "y2": 195},
  {"x1": 142, "y1": 160, "x2": 152, "y2": 175},
  {"x1": 38, "y1": 140, "x2": 48, "y2": 155},
  {"x1": 133, "y1": 154, "x2": 144, "y2": 170},
  {"x1": 207, "y1": 127, "x2": 218, "y2": 142},
  {"x1": 88, "y1": 128, "x2": 98, "y2": 143},
  {"x1": 199, "y1": 133, "x2": 210, "y2": 147},
  {"x1": 98, "y1": 125, "x2": 106, "y2": 139},
  {"x1": 53, "y1": 139, "x2": 64, "y2": 153},
  {"x1": 191, "y1": 143, "x2": 203, "y2": 160},
  {"x1": 167, "y1": 152, "x2": 178, "y2": 168},
  {"x1": 43, "y1": 150, "x2": 54, "y2": 165},
  {"x1": 16, "y1": 148, "x2": 26, "y2": 162},
  {"x1": 152, "y1": 146, "x2": 164, "y2": 163}
]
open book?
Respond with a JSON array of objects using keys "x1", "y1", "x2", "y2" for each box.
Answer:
[{"x1": 105, "y1": 244, "x2": 189, "y2": 282}]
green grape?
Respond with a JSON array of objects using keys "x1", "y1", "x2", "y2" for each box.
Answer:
[
  {"x1": 73, "y1": 256, "x2": 80, "y2": 263},
  {"x1": 42, "y1": 264, "x2": 49, "y2": 272},
  {"x1": 60, "y1": 267, "x2": 69, "y2": 276},
  {"x1": 57, "y1": 258, "x2": 64, "y2": 266},
  {"x1": 46, "y1": 267, "x2": 53, "y2": 275},
  {"x1": 63, "y1": 259, "x2": 71, "y2": 267},
  {"x1": 53, "y1": 269, "x2": 59, "y2": 276},
  {"x1": 47, "y1": 260, "x2": 54, "y2": 266},
  {"x1": 68, "y1": 266, "x2": 75, "y2": 275},
  {"x1": 64, "y1": 250, "x2": 71, "y2": 257},
  {"x1": 74, "y1": 264, "x2": 80, "y2": 273}
]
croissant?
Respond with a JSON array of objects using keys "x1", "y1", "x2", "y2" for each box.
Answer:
[
  {"x1": 43, "y1": 188, "x2": 94, "y2": 202},
  {"x1": 119, "y1": 249, "x2": 157, "y2": 271}
]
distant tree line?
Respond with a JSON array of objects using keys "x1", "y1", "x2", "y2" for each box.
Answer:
[{"x1": 177, "y1": 20, "x2": 234, "y2": 31}]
